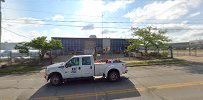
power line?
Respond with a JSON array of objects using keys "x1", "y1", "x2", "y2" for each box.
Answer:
[
  {"x1": 2, "y1": 7, "x2": 123, "y2": 18},
  {"x1": 3, "y1": 18, "x2": 203, "y2": 24},
  {"x1": 2, "y1": 21, "x2": 131, "y2": 29},
  {"x1": 2, "y1": 27, "x2": 32, "y2": 39},
  {"x1": 3, "y1": 7, "x2": 203, "y2": 20},
  {"x1": 2, "y1": 18, "x2": 132, "y2": 23},
  {"x1": 2, "y1": 7, "x2": 102, "y2": 18},
  {"x1": 3, "y1": 21, "x2": 203, "y2": 30}
]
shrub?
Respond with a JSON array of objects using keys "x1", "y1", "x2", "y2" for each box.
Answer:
[
  {"x1": 161, "y1": 52, "x2": 169, "y2": 58},
  {"x1": 149, "y1": 52, "x2": 162, "y2": 58},
  {"x1": 142, "y1": 52, "x2": 169, "y2": 59}
]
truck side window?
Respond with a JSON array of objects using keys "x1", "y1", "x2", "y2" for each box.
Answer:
[
  {"x1": 82, "y1": 57, "x2": 91, "y2": 65},
  {"x1": 68, "y1": 57, "x2": 79, "y2": 66}
]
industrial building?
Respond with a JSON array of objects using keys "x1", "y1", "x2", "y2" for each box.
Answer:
[
  {"x1": 52, "y1": 36, "x2": 129, "y2": 55},
  {"x1": 0, "y1": 43, "x2": 19, "y2": 50},
  {"x1": 170, "y1": 40, "x2": 203, "y2": 50}
]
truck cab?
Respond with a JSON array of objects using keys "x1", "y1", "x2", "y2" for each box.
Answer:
[{"x1": 64, "y1": 55, "x2": 94, "y2": 78}]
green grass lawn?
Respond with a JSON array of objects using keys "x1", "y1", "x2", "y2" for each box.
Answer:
[
  {"x1": 125, "y1": 59, "x2": 187, "y2": 66},
  {"x1": 0, "y1": 65, "x2": 42, "y2": 75}
]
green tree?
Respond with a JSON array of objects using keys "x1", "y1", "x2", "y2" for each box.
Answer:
[
  {"x1": 128, "y1": 26, "x2": 171, "y2": 54},
  {"x1": 15, "y1": 42, "x2": 30, "y2": 55},
  {"x1": 28, "y1": 36, "x2": 63, "y2": 60},
  {"x1": 151, "y1": 30, "x2": 171, "y2": 53},
  {"x1": 127, "y1": 39, "x2": 141, "y2": 52},
  {"x1": 15, "y1": 36, "x2": 63, "y2": 60}
]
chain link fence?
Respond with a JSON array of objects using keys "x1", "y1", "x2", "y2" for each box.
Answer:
[
  {"x1": 172, "y1": 41, "x2": 203, "y2": 57},
  {"x1": 0, "y1": 50, "x2": 40, "y2": 66}
]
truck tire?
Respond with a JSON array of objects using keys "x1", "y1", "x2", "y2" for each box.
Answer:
[
  {"x1": 50, "y1": 74, "x2": 62, "y2": 86},
  {"x1": 108, "y1": 71, "x2": 120, "y2": 82}
]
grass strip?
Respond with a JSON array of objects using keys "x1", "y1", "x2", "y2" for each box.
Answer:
[
  {"x1": 126, "y1": 59, "x2": 188, "y2": 66},
  {"x1": 0, "y1": 65, "x2": 41, "y2": 74}
]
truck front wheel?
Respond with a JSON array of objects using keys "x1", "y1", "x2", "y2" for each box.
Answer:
[
  {"x1": 108, "y1": 71, "x2": 120, "y2": 82},
  {"x1": 50, "y1": 74, "x2": 62, "y2": 86}
]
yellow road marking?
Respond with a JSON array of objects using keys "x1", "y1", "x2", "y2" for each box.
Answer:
[
  {"x1": 33, "y1": 81, "x2": 203, "y2": 100},
  {"x1": 149, "y1": 81, "x2": 203, "y2": 90}
]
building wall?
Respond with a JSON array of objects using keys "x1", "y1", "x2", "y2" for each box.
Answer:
[
  {"x1": 52, "y1": 37, "x2": 129, "y2": 55},
  {"x1": 53, "y1": 38, "x2": 85, "y2": 54},
  {"x1": 84, "y1": 38, "x2": 96, "y2": 54},
  {"x1": 111, "y1": 39, "x2": 129, "y2": 53},
  {"x1": 170, "y1": 42, "x2": 203, "y2": 49},
  {"x1": 96, "y1": 39, "x2": 103, "y2": 53},
  {"x1": 102, "y1": 38, "x2": 111, "y2": 52}
]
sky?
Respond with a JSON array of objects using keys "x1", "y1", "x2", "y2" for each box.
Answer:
[{"x1": 1, "y1": 0, "x2": 203, "y2": 43}]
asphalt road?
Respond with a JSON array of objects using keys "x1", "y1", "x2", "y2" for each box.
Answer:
[{"x1": 0, "y1": 63, "x2": 203, "y2": 100}]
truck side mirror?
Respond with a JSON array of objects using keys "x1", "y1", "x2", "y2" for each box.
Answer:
[{"x1": 65, "y1": 63, "x2": 71, "y2": 68}]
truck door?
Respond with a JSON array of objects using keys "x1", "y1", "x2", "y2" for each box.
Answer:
[
  {"x1": 80, "y1": 57, "x2": 94, "y2": 77},
  {"x1": 64, "y1": 57, "x2": 80, "y2": 78}
]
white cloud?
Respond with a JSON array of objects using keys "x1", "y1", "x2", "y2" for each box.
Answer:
[
  {"x1": 20, "y1": 17, "x2": 44, "y2": 27},
  {"x1": 81, "y1": 24, "x2": 95, "y2": 30},
  {"x1": 76, "y1": 0, "x2": 135, "y2": 17},
  {"x1": 51, "y1": 28, "x2": 61, "y2": 34},
  {"x1": 1, "y1": 31, "x2": 30, "y2": 42},
  {"x1": 149, "y1": 23, "x2": 203, "y2": 42},
  {"x1": 52, "y1": 15, "x2": 65, "y2": 21},
  {"x1": 124, "y1": 0, "x2": 202, "y2": 24},
  {"x1": 123, "y1": 0, "x2": 202, "y2": 42},
  {"x1": 72, "y1": 0, "x2": 135, "y2": 38},
  {"x1": 168, "y1": 29, "x2": 203, "y2": 42},
  {"x1": 2, "y1": 17, "x2": 44, "y2": 29},
  {"x1": 2, "y1": 0, "x2": 136, "y2": 42},
  {"x1": 28, "y1": 31, "x2": 44, "y2": 39},
  {"x1": 1, "y1": 17, "x2": 46, "y2": 42},
  {"x1": 103, "y1": 29, "x2": 131, "y2": 38},
  {"x1": 104, "y1": 0, "x2": 135, "y2": 12},
  {"x1": 102, "y1": 29, "x2": 117, "y2": 34},
  {"x1": 189, "y1": 12, "x2": 200, "y2": 18}
]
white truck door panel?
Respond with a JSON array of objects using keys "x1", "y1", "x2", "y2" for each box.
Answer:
[
  {"x1": 80, "y1": 57, "x2": 94, "y2": 77},
  {"x1": 64, "y1": 57, "x2": 81, "y2": 78}
]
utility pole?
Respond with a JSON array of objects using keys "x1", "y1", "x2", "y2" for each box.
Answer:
[
  {"x1": 0, "y1": 0, "x2": 5, "y2": 51},
  {"x1": 101, "y1": 13, "x2": 104, "y2": 59},
  {"x1": 101, "y1": 13, "x2": 103, "y2": 38}
]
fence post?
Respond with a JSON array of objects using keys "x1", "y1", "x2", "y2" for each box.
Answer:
[
  {"x1": 189, "y1": 42, "x2": 191, "y2": 56},
  {"x1": 8, "y1": 50, "x2": 12, "y2": 65},
  {"x1": 169, "y1": 46, "x2": 173, "y2": 58},
  {"x1": 195, "y1": 47, "x2": 197, "y2": 56}
]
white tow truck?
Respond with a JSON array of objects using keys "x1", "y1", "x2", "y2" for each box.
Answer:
[{"x1": 44, "y1": 55, "x2": 128, "y2": 86}]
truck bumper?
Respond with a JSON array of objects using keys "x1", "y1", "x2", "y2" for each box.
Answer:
[
  {"x1": 44, "y1": 74, "x2": 48, "y2": 81},
  {"x1": 125, "y1": 69, "x2": 128, "y2": 73}
]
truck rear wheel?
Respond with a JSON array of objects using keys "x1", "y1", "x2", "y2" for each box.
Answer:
[
  {"x1": 50, "y1": 74, "x2": 62, "y2": 86},
  {"x1": 108, "y1": 71, "x2": 120, "y2": 82}
]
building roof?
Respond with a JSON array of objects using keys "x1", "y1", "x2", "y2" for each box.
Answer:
[
  {"x1": 52, "y1": 37, "x2": 130, "y2": 40},
  {"x1": 73, "y1": 55, "x2": 93, "y2": 57}
]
